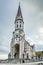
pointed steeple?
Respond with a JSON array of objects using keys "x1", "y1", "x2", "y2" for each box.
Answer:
[
  {"x1": 15, "y1": 3, "x2": 23, "y2": 21},
  {"x1": 17, "y1": 3, "x2": 22, "y2": 18}
]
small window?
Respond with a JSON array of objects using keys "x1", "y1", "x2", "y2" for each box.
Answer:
[
  {"x1": 17, "y1": 25, "x2": 18, "y2": 27},
  {"x1": 20, "y1": 24, "x2": 21, "y2": 27},
  {"x1": 20, "y1": 22, "x2": 21, "y2": 23}
]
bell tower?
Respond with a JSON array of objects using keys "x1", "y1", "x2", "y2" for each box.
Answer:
[
  {"x1": 8, "y1": 3, "x2": 35, "y2": 61},
  {"x1": 15, "y1": 4, "x2": 24, "y2": 31},
  {"x1": 10, "y1": 4, "x2": 25, "y2": 59}
]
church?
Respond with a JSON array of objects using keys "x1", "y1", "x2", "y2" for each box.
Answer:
[{"x1": 8, "y1": 4, "x2": 35, "y2": 61}]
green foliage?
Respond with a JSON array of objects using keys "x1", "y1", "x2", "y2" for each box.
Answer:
[{"x1": 36, "y1": 52, "x2": 42, "y2": 58}]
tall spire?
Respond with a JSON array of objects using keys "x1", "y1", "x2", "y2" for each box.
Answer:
[{"x1": 16, "y1": 3, "x2": 23, "y2": 19}]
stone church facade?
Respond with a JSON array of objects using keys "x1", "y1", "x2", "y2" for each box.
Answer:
[{"x1": 8, "y1": 4, "x2": 35, "y2": 60}]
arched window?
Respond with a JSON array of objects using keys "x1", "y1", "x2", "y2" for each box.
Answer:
[
  {"x1": 17, "y1": 25, "x2": 18, "y2": 27},
  {"x1": 20, "y1": 24, "x2": 21, "y2": 27}
]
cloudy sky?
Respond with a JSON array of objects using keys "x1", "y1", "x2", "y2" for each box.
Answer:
[{"x1": 0, "y1": 0, "x2": 43, "y2": 59}]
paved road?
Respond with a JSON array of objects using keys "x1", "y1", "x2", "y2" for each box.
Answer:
[{"x1": 0, "y1": 61, "x2": 43, "y2": 65}]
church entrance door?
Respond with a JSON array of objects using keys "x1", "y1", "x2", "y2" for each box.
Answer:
[{"x1": 14, "y1": 44, "x2": 19, "y2": 59}]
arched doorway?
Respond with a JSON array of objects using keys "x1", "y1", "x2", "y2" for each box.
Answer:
[{"x1": 14, "y1": 44, "x2": 19, "y2": 59}]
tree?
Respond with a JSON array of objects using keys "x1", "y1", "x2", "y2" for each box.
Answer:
[{"x1": 36, "y1": 52, "x2": 41, "y2": 59}]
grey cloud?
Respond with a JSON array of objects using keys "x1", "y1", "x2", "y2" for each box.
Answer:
[
  {"x1": 0, "y1": 45, "x2": 9, "y2": 54},
  {"x1": 35, "y1": 44, "x2": 43, "y2": 51}
]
